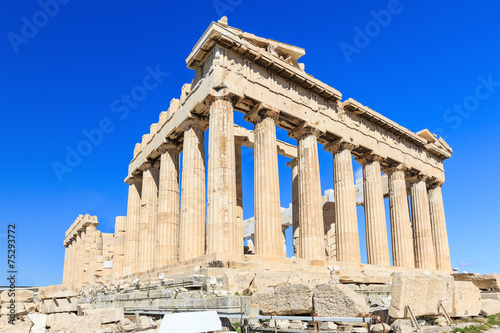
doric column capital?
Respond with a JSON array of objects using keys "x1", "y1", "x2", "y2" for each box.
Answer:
[
  {"x1": 285, "y1": 158, "x2": 298, "y2": 168},
  {"x1": 206, "y1": 89, "x2": 234, "y2": 104},
  {"x1": 355, "y1": 152, "x2": 385, "y2": 166},
  {"x1": 382, "y1": 163, "x2": 408, "y2": 176},
  {"x1": 244, "y1": 103, "x2": 280, "y2": 124},
  {"x1": 426, "y1": 177, "x2": 444, "y2": 189},
  {"x1": 180, "y1": 113, "x2": 209, "y2": 132},
  {"x1": 140, "y1": 159, "x2": 160, "y2": 171},
  {"x1": 158, "y1": 139, "x2": 182, "y2": 154},
  {"x1": 125, "y1": 175, "x2": 142, "y2": 185},
  {"x1": 324, "y1": 138, "x2": 356, "y2": 154},
  {"x1": 288, "y1": 122, "x2": 323, "y2": 140},
  {"x1": 407, "y1": 173, "x2": 429, "y2": 185}
]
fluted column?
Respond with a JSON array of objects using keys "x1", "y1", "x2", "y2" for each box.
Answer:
[
  {"x1": 138, "y1": 161, "x2": 159, "y2": 272},
  {"x1": 386, "y1": 164, "x2": 415, "y2": 268},
  {"x1": 207, "y1": 96, "x2": 239, "y2": 254},
  {"x1": 113, "y1": 216, "x2": 126, "y2": 279},
  {"x1": 86, "y1": 224, "x2": 98, "y2": 284},
  {"x1": 65, "y1": 240, "x2": 71, "y2": 285},
  {"x1": 290, "y1": 125, "x2": 325, "y2": 260},
  {"x1": 282, "y1": 225, "x2": 288, "y2": 256},
  {"x1": 357, "y1": 154, "x2": 390, "y2": 266},
  {"x1": 323, "y1": 201, "x2": 336, "y2": 260},
  {"x1": 81, "y1": 228, "x2": 90, "y2": 285},
  {"x1": 428, "y1": 182, "x2": 452, "y2": 271},
  {"x1": 69, "y1": 238, "x2": 76, "y2": 285},
  {"x1": 286, "y1": 159, "x2": 300, "y2": 257},
  {"x1": 62, "y1": 243, "x2": 69, "y2": 284},
  {"x1": 157, "y1": 142, "x2": 181, "y2": 266},
  {"x1": 123, "y1": 176, "x2": 142, "y2": 275},
  {"x1": 246, "y1": 108, "x2": 283, "y2": 257},
  {"x1": 410, "y1": 175, "x2": 436, "y2": 270},
  {"x1": 325, "y1": 141, "x2": 361, "y2": 263},
  {"x1": 75, "y1": 230, "x2": 83, "y2": 286},
  {"x1": 180, "y1": 120, "x2": 206, "y2": 261},
  {"x1": 235, "y1": 142, "x2": 244, "y2": 255}
]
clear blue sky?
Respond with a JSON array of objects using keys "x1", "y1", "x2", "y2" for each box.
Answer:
[{"x1": 1, "y1": 1, "x2": 499, "y2": 286}]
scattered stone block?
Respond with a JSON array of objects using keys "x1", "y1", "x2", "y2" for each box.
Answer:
[
  {"x1": 0, "y1": 318, "x2": 32, "y2": 333},
  {"x1": 370, "y1": 323, "x2": 390, "y2": 333},
  {"x1": 289, "y1": 320, "x2": 306, "y2": 329},
  {"x1": 269, "y1": 319, "x2": 290, "y2": 329},
  {"x1": 390, "y1": 319, "x2": 413, "y2": 333},
  {"x1": 138, "y1": 316, "x2": 153, "y2": 330},
  {"x1": 451, "y1": 281, "x2": 481, "y2": 317},
  {"x1": 74, "y1": 315, "x2": 102, "y2": 333},
  {"x1": 38, "y1": 284, "x2": 78, "y2": 300},
  {"x1": 24, "y1": 302, "x2": 37, "y2": 314},
  {"x1": 251, "y1": 284, "x2": 314, "y2": 315},
  {"x1": 120, "y1": 318, "x2": 136, "y2": 332},
  {"x1": 389, "y1": 272, "x2": 454, "y2": 318},
  {"x1": 83, "y1": 307, "x2": 124, "y2": 324},
  {"x1": 313, "y1": 284, "x2": 369, "y2": 317},
  {"x1": 321, "y1": 321, "x2": 338, "y2": 330},
  {"x1": 0, "y1": 290, "x2": 33, "y2": 303},
  {"x1": 27, "y1": 313, "x2": 47, "y2": 333},
  {"x1": 248, "y1": 272, "x2": 289, "y2": 293},
  {"x1": 46, "y1": 313, "x2": 101, "y2": 333},
  {"x1": 0, "y1": 302, "x2": 26, "y2": 316},
  {"x1": 480, "y1": 298, "x2": 500, "y2": 316},
  {"x1": 46, "y1": 312, "x2": 77, "y2": 330},
  {"x1": 40, "y1": 297, "x2": 78, "y2": 313},
  {"x1": 222, "y1": 271, "x2": 256, "y2": 293},
  {"x1": 452, "y1": 273, "x2": 500, "y2": 290},
  {"x1": 482, "y1": 291, "x2": 500, "y2": 300}
]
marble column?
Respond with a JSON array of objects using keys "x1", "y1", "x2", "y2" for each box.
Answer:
[
  {"x1": 323, "y1": 201, "x2": 336, "y2": 260},
  {"x1": 113, "y1": 216, "x2": 126, "y2": 280},
  {"x1": 157, "y1": 142, "x2": 181, "y2": 266},
  {"x1": 410, "y1": 175, "x2": 436, "y2": 270},
  {"x1": 246, "y1": 108, "x2": 283, "y2": 257},
  {"x1": 70, "y1": 238, "x2": 77, "y2": 285},
  {"x1": 66, "y1": 240, "x2": 74, "y2": 285},
  {"x1": 86, "y1": 224, "x2": 98, "y2": 284},
  {"x1": 358, "y1": 154, "x2": 390, "y2": 266},
  {"x1": 138, "y1": 161, "x2": 159, "y2": 272},
  {"x1": 123, "y1": 176, "x2": 142, "y2": 275},
  {"x1": 428, "y1": 182, "x2": 452, "y2": 271},
  {"x1": 207, "y1": 97, "x2": 239, "y2": 254},
  {"x1": 282, "y1": 225, "x2": 288, "y2": 256},
  {"x1": 180, "y1": 120, "x2": 206, "y2": 261},
  {"x1": 290, "y1": 125, "x2": 325, "y2": 260},
  {"x1": 386, "y1": 164, "x2": 415, "y2": 268},
  {"x1": 235, "y1": 142, "x2": 244, "y2": 255},
  {"x1": 62, "y1": 243, "x2": 69, "y2": 284},
  {"x1": 81, "y1": 228, "x2": 90, "y2": 285},
  {"x1": 325, "y1": 141, "x2": 361, "y2": 263},
  {"x1": 75, "y1": 230, "x2": 83, "y2": 286},
  {"x1": 286, "y1": 159, "x2": 300, "y2": 257}
]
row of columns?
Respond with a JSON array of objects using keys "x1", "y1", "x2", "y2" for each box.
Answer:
[
  {"x1": 287, "y1": 134, "x2": 451, "y2": 271},
  {"x1": 62, "y1": 216, "x2": 101, "y2": 287},
  {"x1": 64, "y1": 217, "x2": 127, "y2": 286},
  {"x1": 121, "y1": 96, "x2": 451, "y2": 276},
  {"x1": 123, "y1": 97, "x2": 293, "y2": 276}
]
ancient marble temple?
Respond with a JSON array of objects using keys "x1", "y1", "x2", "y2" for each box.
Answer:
[{"x1": 62, "y1": 18, "x2": 453, "y2": 287}]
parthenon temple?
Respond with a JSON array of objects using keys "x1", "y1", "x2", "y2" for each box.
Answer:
[{"x1": 62, "y1": 18, "x2": 453, "y2": 287}]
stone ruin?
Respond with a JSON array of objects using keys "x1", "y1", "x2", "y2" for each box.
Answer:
[{"x1": 3, "y1": 17, "x2": 499, "y2": 333}]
